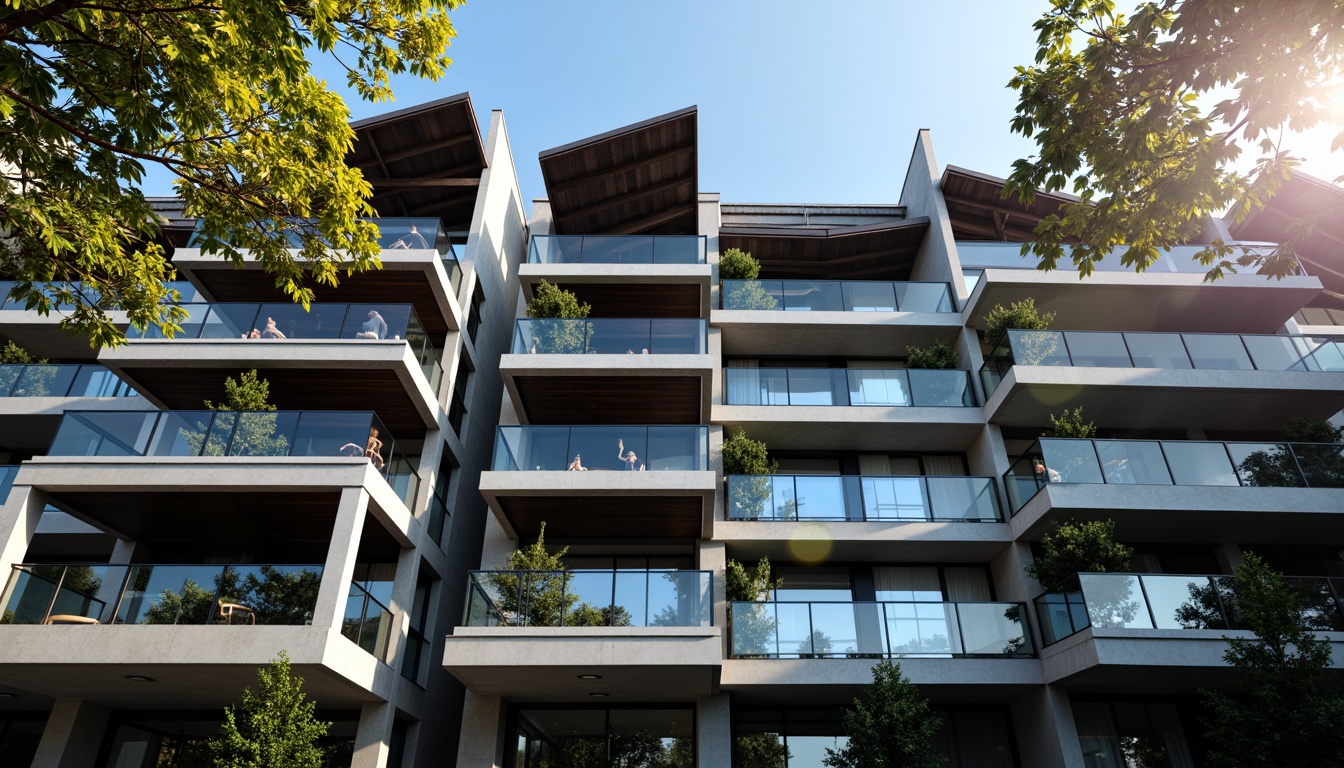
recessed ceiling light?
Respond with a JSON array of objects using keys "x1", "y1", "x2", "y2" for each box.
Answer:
[
  {"x1": 577, "y1": 674, "x2": 602, "y2": 680},
  {"x1": 124, "y1": 675, "x2": 155, "y2": 683},
  {"x1": 0, "y1": 692, "x2": 16, "y2": 698},
  {"x1": 589, "y1": 692, "x2": 609, "y2": 698}
]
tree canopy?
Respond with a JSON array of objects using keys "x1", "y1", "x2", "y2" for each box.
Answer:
[
  {"x1": 0, "y1": 0, "x2": 462, "y2": 348},
  {"x1": 1006, "y1": 0, "x2": 1344, "y2": 281}
]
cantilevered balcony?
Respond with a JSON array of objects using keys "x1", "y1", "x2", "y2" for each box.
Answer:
[
  {"x1": 0, "y1": 364, "x2": 139, "y2": 450},
  {"x1": 444, "y1": 569, "x2": 720, "y2": 702},
  {"x1": 0, "y1": 280, "x2": 200, "y2": 359},
  {"x1": 715, "y1": 280, "x2": 961, "y2": 357},
  {"x1": 1006, "y1": 437, "x2": 1344, "y2": 543},
  {"x1": 175, "y1": 217, "x2": 464, "y2": 334},
  {"x1": 1033, "y1": 572, "x2": 1344, "y2": 690},
  {"x1": 521, "y1": 235, "x2": 711, "y2": 319},
  {"x1": 99, "y1": 302, "x2": 441, "y2": 437},
  {"x1": 716, "y1": 368, "x2": 981, "y2": 451},
  {"x1": 717, "y1": 474, "x2": 1007, "y2": 561},
  {"x1": 958, "y1": 241, "x2": 1322, "y2": 334},
  {"x1": 46, "y1": 409, "x2": 418, "y2": 507},
  {"x1": 479, "y1": 425, "x2": 714, "y2": 539},
  {"x1": 500, "y1": 319, "x2": 712, "y2": 424},
  {"x1": 981, "y1": 330, "x2": 1344, "y2": 430}
]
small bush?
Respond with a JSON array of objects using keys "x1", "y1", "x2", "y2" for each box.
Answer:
[
  {"x1": 1025, "y1": 519, "x2": 1133, "y2": 589},
  {"x1": 0, "y1": 341, "x2": 46, "y2": 364},
  {"x1": 1046, "y1": 406, "x2": 1096, "y2": 438},
  {"x1": 1280, "y1": 416, "x2": 1342, "y2": 444},
  {"x1": 718, "y1": 248, "x2": 762, "y2": 280},
  {"x1": 526, "y1": 280, "x2": 590, "y2": 319},
  {"x1": 905, "y1": 341, "x2": 958, "y2": 370},
  {"x1": 722, "y1": 429, "x2": 776, "y2": 476},
  {"x1": 984, "y1": 297, "x2": 1055, "y2": 347},
  {"x1": 726, "y1": 556, "x2": 781, "y2": 602}
]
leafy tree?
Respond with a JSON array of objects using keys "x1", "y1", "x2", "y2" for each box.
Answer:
[
  {"x1": 984, "y1": 298, "x2": 1055, "y2": 348},
  {"x1": 142, "y1": 578, "x2": 217, "y2": 625},
  {"x1": 525, "y1": 280, "x2": 591, "y2": 353},
  {"x1": 206, "y1": 369, "x2": 278, "y2": 412},
  {"x1": 719, "y1": 248, "x2": 763, "y2": 280},
  {"x1": 184, "y1": 370, "x2": 289, "y2": 457},
  {"x1": 1239, "y1": 416, "x2": 1344, "y2": 488},
  {"x1": 0, "y1": 341, "x2": 55, "y2": 395},
  {"x1": 737, "y1": 733, "x2": 790, "y2": 768},
  {"x1": 726, "y1": 557, "x2": 783, "y2": 657},
  {"x1": 1026, "y1": 519, "x2": 1133, "y2": 590},
  {"x1": 1045, "y1": 406, "x2": 1097, "y2": 439},
  {"x1": 0, "y1": 1, "x2": 463, "y2": 348},
  {"x1": 724, "y1": 429, "x2": 777, "y2": 520},
  {"x1": 726, "y1": 557, "x2": 781, "y2": 603},
  {"x1": 0, "y1": 341, "x2": 45, "y2": 364},
  {"x1": 719, "y1": 248, "x2": 779, "y2": 310},
  {"x1": 905, "y1": 341, "x2": 958, "y2": 370},
  {"x1": 211, "y1": 652, "x2": 330, "y2": 768},
  {"x1": 823, "y1": 660, "x2": 946, "y2": 768},
  {"x1": 1005, "y1": 0, "x2": 1338, "y2": 282},
  {"x1": 1201, "y1": 554, "x2": 1344, "y2": 768}
]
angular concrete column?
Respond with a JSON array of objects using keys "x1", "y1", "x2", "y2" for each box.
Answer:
[
  {"x1": 1214, "y1": 543, "x2": 1245, "y2": 574},
  {"x1": 696, "y1": 693, "x2": 732, "y2": 768},
  {"x1": 384, "y1": 546, "x2": 419, "y2": 670},
  {"x1": 91, "y1": 538, "x2": 145, "y2": 622},
  {"x1": 1009, "y1": 685, "x2": 1085, "y2": 768},
  {"x1": 455, "y1": 691, "x2": 505, "y2": 767},
  {"x1": 697, "y1": 540, "x2": 727, "y2": 655},
  {"x1": 0, "y1": 485, "x2": 46, "y2": 574},
  {"x1": 351, "y1": 700, "x2": 396, "y2": 768},
  {"x1": 313, "y1": 487, "x2": 370, "y2": 632},
  {"x1": 31, "y1": 700, "x2": 110, "y2": 768},
  {"x1": 413, "y1": 432, "x2": 444, "y2": 526}
]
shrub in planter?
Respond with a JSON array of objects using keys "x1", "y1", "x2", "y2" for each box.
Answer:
[
  {"x1": 719, "y1": 248, "x2": 777, "y2": 310},
  {"x1": 525, "y1": 280, "x2": 591, "y2": 353}
]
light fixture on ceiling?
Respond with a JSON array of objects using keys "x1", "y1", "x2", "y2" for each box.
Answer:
[
  {"x1": 577, "y1": 674, "x2": 602, "y2": 680},
  {"x1": 124, "y1": 675, "x2": 155, "y2": 683},
  {"x1": 589, "y1": 692, "x2": 609, "y2": 698},
  {"x1": 0, "y1": 692, "x2": 16, "y2": 698}
]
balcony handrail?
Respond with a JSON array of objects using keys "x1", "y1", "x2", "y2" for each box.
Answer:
[
  {"x1": 728, "y1": 599, "x2": 1034, "y2": 659},
  {"x1": 343, "y1": 580, "x2": 395, "y2": 662},
  {"x1": 980, "y1": 328, "x2": 1344, "y2": 397},
  {"x1": 49, "y1": 409, "x2": 420, "y2": 506},
  {"x1": 720, "y1": 279, "x2": 956, "y2": 313},
  {"x1": 464, "y1": 569, "x2": 714, "y2": 628},
  {"x1": 724, "y1": 367, "x2": 978, "y2": 407},
  {"x1": 187, "y1": 216, "x2": 455, "y2": 255},
  {"x1": 528, "y1": 234, "x2": 707, "y2": 265},
  {"x1": 1003, "y1": 435, "x2": 1344, "y2": 513},
  {"x1": 491, "y1": 425, "x2": 711, "y2": 472},
  {"x1": 954, "y1": 241, "x2": 1298, "y2": 276},
  {"x1": 0, "y1": 364, "x2": 137, "y2": 398},
  {"x1": 511, "y1": 318, "x2": 709, "y2": 355},
  {"x1": 128, "y1": 301, "x2": 428, "y2": 341},
  {"x1": 725, "y1": 474, "x2": 1002, "y2": 522}
]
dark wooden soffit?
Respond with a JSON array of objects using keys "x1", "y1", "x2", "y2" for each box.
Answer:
[
  {"x1": 940, "y1": 165, "x2": 1076, "y2": 242},
  {"x1": 540, "y1": 106, "x2": 699, "y2": 236},
  {"x1": 498, "y1": 496, "x2": 703, "y2": 539},
  {"x1": 554, "y1": 283, "x2": 703, "y2": 319},
  {"x1": 513, "y1": 376, "x2": 702, "y2": 425},
  {"x1": 348, "y1": 93, "x2": 487, "y2": 230},
  {"x1": 1229, "y1": 171, "x2": 1344, "y2": 309},
  {"x1": 719, "y1": 218, "x2": 930, "y2": 281}
]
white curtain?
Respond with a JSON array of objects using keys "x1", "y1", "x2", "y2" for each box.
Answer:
[
  {"x1": 1071, "y1": 703, "x2": 1123, "y2": 768},
  {"x1": 874, "y1": 566, "x2": 941, "y2": 601},
  {"x1": 858, "y1": 454, "x2": 891, "y2": 476},
  {"x1": 923, "y1": 456, "x2": 969, "y2": 519},
  {"x1": 922, "y1": 455, "x2": 966, "y2": 476},
  {"x1": 943, "y1": 567, "x2": 991, "y2": 601},
  {"x1": 725, "y1": 360, "x2": 759, "y2": 405}
]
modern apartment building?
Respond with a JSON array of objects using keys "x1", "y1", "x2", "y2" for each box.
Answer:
[
  {"x1": 0, "y1": 94, "x2": 528, "y2": 768},
  {"x1": 446, "y1": 107, "x2": 1344, "y2": 767}
]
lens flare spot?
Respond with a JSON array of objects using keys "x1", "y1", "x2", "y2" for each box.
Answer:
[{"x1": 787, "y1": 523, "x2": 833, "y2": 564}]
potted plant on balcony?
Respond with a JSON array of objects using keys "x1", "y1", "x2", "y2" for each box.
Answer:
[
  {"x1": 525, "y1": 280, "x2": 591, "y2": 354},
  {"x1": 723, "y1": 429, "x2": 777, "y2": 520},
  {"x1": 184, "y1": 369, "x2": 289, "y2": 457},
  {"x1": 718, "y1": 248, "x2": 778, "y2": 310},
  {"x1": 487, "y1": 523, "x2": 628, "y2": 627},
  {"x1": 1026, "y1": 518, "x2": 1138, "y2": 629},
  {"x1": 983, "y1": 297, "x2": 1057, "y2": 365},
  {"x1": 0, "y1": 341, "x2": 55, "y2": 396},
  {"x1": 905, "y1": 340, "x2": 963, "y2": 406},
  {"x1": 726, "y1": 556, "x2": 782, "y2": 658}
]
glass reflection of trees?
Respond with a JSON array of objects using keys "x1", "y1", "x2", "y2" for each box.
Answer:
[{"x1": 137, "y1": 566, "x2": 321, "y2": 625}]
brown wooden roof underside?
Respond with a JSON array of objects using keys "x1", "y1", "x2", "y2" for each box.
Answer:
[
  {"x1": 186, "y1": 267, "x2": 453, "y2": 338},
  {"x1": 549, "y1": 283, "x2": 703, "y2": 319},
  {"x1": 940, "y1": 165, "x2": 1072, "y2": 242},
  {"x1": 719, "y1": 219, "x2": 930, "y2": 281},
  {"x1": 498, "y1": 496, "x2": 703, "y2": 539},
  {"x1": 348, "y1": 93, "x2": 486, "y2": 230},
  {"x1": 1229, "y1": 172, "x2": 1344, "y2": 308},
  {"x1": 540, "y1": 107, "x2": 698, "y2": 236},
  {"x1": 513, "y1": 376, "x2": 702, "y2": 424}
]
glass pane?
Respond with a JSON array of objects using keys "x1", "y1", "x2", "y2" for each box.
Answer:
[
  {"x1": 585, "y1": 318, "x2": 645, "y2": 354},
  {"x1": 957, "y1": 603, "x2": 1031, "y2": 656},
  {"x1": 728, "y1": 475, "x2": 778, "y2": 520},
  {"x1": 1008, "y1": 330, "x2": 1069, "y2": 366},
  {"x1": 1160, "y1": 442, "x2": 1240, "y2": 486},
  {"x1": 651, "y1": 319, "x2": 705, "y2": 354},
  {"x1": 1183, "y1": 334, "x2": 1253, "y2": 370},
  {"x1": 530, "y1": 235, "x2": 581, "y2": 264},
  {"x1": 722, "y1": 280, "x2": 781, "y2": 310},
  {"x1": 1290, "y1": 578, "x2": 1344, "y2": 630},
  {"x1": 647, "y1": 426, "x2": 706, "y2": 471},
  {"x1": 565, "y1": 572, "x2": 617, "y2": 626},
  {"x1": 785, "y1": 369, "x2": 840, "y2": 405},
  {"x1": 780, "y1": 281, "x2": 843, "y2": 311},
  {"x1": 861, "y1": 477, "x2": 928, "y2": 520},
  {"x1": 847, "y1": 369, "x2": 908, "y2": 406},
  {"x1": 731, "y1": 602, "x2": 778, "y2": 656},
  {"x1": 254, "y1": 303, "x2": 347, "y2": 340},
  {"x1": 1063, "y1": 332, "x2": 1132, "y2": 367},
  {"x1": 843, "y1": 282, "x2": 897, "y2": 311},
  {"x1": 347, "y1": 304, "x2": 410, "y2": 340},
  {"x1": 566, "y1": 427, "x2": 644, "y2": 472},
  {"x1": 725, "y1": 368, "x2": 789, "y2": 405},
  {"x1": 117, "y1": 565, "x2": 226, "y2": 625},
  {"x1": 773, "y1": 603, "x2": 813, "y2": 657},
  {"x1": 1093, "y1": 441, "x2": 1172, "y2": 485},
  {"x1": 1078, "y1": 574, "x2": 1151, "y2": 629},
  {"x1": 203, "y1": 304, "x2": 261, "y2": 339},
  {"x1": 69, "y1": 367, "x2": 130, "y2": 398},
  {"x1": 11, "y1": 365, "x2": 77, "y2": 397},
  {"x1": 1040, "y1": 440, "x2": 1104, "y2": 484},
  {"x1": 1289, "y1": 443, "x2": 1344, "y2": 489},
  {"x1": 896, "y1": 283, "x2": 953, "y2": 313},
  {"x1": 1241, "y1": 334, "x2": 1309, "y2": 371},
  {"x1": 1143, "y1": 575, "x2": 1227, "y2": 629},
  {"x1": 1227, "y1": 442, "x2": 1303, "y2": 487},
  {"x1": 792, "y1": 476, "x2": 851, "y2": 520},
  {"x1": 927, "y1": 477, "x2": 1000, "y2": 520},
  {"x1": 885, "y1": 602, "x2": 957, "y2": 656},
  {"x1": 1035, "y1": 590, "x2": 1087, "y2": 644},
  {"x1": 230, "y1": 412, "x2": 300, "y2": 457},
  {"x1": 808, "y1": 603, "x2": 861, "y2": 657},
  {"x1": 1124, "y1": 333, "x2": 1193, "y2": 368},
  {"x1": 493, "y1": 426, "x2": 568, "y2": 471},
  {"x1": 147, "y1": 411, "x2": 216, "y2": 456},
  {"x1": 50, "y1": 411, "x2": 159, "y2": 456},
  {"x1": 224, "y1": 565, "x2": 323, "y2": 625},
  {"x1": 582, "y1": 236, "x2": 653, "y2": 264},
  {"x1": 652, "y1": 236, "x2": 704, "y2": 264},
  {"x1": 1004, "y1": 449, "x2": 1049, "y2": 512},
  {"x1": 909, "y1": 370, "x2": 971, "y2": 406}
]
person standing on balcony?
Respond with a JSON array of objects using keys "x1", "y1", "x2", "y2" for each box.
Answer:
[
  {"x1": 355, "y1": 310, "x2": 389, "y2": 339},
  {"x1": 390, "y1": 224, "x2": 429, "y2": 249},
  {"x1": 616, "y1": 440, "x2": 645, "y2": 471}
]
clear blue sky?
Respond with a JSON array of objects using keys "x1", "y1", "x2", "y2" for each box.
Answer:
[{"x1": 146, "y1": 1, "x2": 1344, "y2": 210}]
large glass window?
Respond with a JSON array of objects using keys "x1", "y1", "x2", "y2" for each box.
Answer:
[
  {"x1": 735, "y1": 708, "x2": 1016, "y2": 767},
  {"x1": 510, "y1": 708, "x2": 693, "y2": 768},
  {"x1": 1072, "y1": 701, "x2": 1196, "y2": 768}
]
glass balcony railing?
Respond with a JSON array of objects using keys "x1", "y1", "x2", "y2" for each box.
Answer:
[
  {"x1": 512, "y1": 319, "x2": 708, "y2": 355},
  {"x1": 981, "y1": 329, "x2": 1344, "y2": 397},
  {"x1": 1034, "y1": 572, "x2": 1344, "y2": 646},
  {"x1": 726, "y1": 475, "x2": 1001, "y2": 522},
  {"x1": 721, "y1": 280, "x2": 955, "y2": 313},
  {"x1": 0, "y1": 563, "x2": 324, "y2": 626},
  {"x1": 0, "y1": 465, "x2": 16, "y2": 503},
  {"x1": 528, "y1": 235, "x2": 706, "y2": 265},
  {"x1": 49, "y1": 410, "x2": 420, "y2": 506},
  {"x1": 491, "y1": 426, "x2": 709, "y2": 472},
  {"x1": 724, "y1": 368, "x2": 976, "y2": 407},
  {"x1": 729, "y1": 601, "x2": 1033, "y2": 659},
  {"x1": 342, "y1": 581, "x2": 394, "y2": 662},
  {"x1": 464, "y1": 570, "x2": 713, "y2": 628},
  {"x1": 955, "y1": 241, "x2": 1295, "y2": 276},
  {"x1": 0, "y1": 280, "x2": 201, "y2": 311},
  {"x1": 0, "y1": 364, "x2": 137, "y2": 398},
  {"x1": 189, "y1": 216, "x2": 456, "y2": 256},
  {"x1": 126, "y1": 301, "x2": 442, "y2": 389},
  {"x1": 1004, "y1": 437, "x2": 1344, "y2": 514}
]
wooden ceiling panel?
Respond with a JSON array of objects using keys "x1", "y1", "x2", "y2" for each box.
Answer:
[
  {"x1": 541, "y1": 107, "x2": 699, "y2": 236},
  {"x1": 1229, "y1": 171, "x2": 1344, "y2": 309},
  {"x1": 940, "y1": 165, "x2": 1073, "y2": 243},
  {"x1": 554, "y1": 283, "x2": 703, "y2": 319},
  {"x1": 498, "y1": 496, "x2": 702, "y2": 539},
  {"x1": 719, "y1": 219, "x2": 929, "y2": 281},
  {"x1": 513, "y1": 376, "x2": 701, "y2": 425}
]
